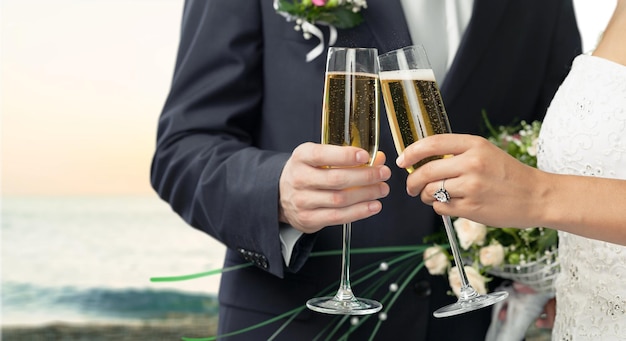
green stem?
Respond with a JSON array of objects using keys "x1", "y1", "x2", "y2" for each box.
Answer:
[
  {"x1": 311, "y1": 245, "x2": 427, "y2": 257},
  {"x1": 151, "y1": 245, "x2": 427, "y2": 282},
  {"x1": 368, "y1": 261, "x2": 425, "y2": 341},
  {"x1": 165, "y1": 245, "x2": 429, "y2": 340},
  {"x1": 181, "y1": 306, "x2": 305, "y2": 341},
  {"x1": 482, "y1": 110, "x2": 499, "y2": 137},
  {"x1": 149, "y1": 263, "x2": 251, "y2": 282}
]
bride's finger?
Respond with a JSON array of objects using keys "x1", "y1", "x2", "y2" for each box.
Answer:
[
  {"x1": 420, "y1": 177, "x2": 459, "y2": 205},
  {"x1": 397, "y1": 134, "x2": 478, "y2": 169},
  {"x1": 406, "y1": 157, "x2": 460, "y2": 197}
]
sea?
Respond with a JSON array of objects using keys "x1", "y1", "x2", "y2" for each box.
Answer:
[{"x1": 1, "y1": 195, "x2": 226, "y2": 327}]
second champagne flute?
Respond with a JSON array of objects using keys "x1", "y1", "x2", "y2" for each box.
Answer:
[
  {"x1": 378, "y1": 45, "x2": 508, "y2": 318},
  {"x1": 306, "y1": 47, "x2": 383, "y2": 315}
]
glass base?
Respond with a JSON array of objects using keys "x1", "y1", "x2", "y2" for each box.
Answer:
[
  {"x1": 306, "y1": 296, "x2": 383, "y2": 315},
  {"x1": 433, "y1": 291, "x2": 509, "y2": 318}
]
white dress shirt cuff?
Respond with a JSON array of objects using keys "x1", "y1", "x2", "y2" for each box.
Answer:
[{"x1": 279, "y1": 224, "x2": 303, "y2": 266}]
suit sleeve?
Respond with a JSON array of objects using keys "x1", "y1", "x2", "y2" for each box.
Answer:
[{"x1": 150, "y1": 0, "x2": 290, "y2": 277}]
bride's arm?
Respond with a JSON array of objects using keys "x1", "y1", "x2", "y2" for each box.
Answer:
[
  {"x1": 541, "y1": 0, "x2": 626, "y2": 243},
  {"x1": 397, "y1": 135, "x2": 626, "y2": 246},
  {"x1": 538, "y1": 171, "x2": 626, "y2": 245}
]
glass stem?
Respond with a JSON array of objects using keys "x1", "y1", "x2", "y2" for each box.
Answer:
[
  {"x1": 441, "y1": 215, "x2": 478, "y2": 300},
  {"x1": 334, "y1": 222, "x2": 356, "y2": 301}
]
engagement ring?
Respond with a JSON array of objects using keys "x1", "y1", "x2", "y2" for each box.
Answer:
[{"x1": 433, "y1": 179, "x2": 451, "y2": 203}]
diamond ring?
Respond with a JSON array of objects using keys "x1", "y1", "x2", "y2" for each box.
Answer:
[{"x1": 433, "y1": 179, "x2": 451, "y2": 203}]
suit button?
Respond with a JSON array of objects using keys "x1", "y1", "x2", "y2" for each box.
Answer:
[
  {"x1": 413, "y1": 280, "x2": 431, "y2": 297},
  {"x1": 238, "y1": 248, "x2": 269, "y2": 269}
]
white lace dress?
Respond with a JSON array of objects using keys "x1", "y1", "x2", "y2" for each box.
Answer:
[{"x1": 537, "y1": 54, "x2": 626, "y2": 340}]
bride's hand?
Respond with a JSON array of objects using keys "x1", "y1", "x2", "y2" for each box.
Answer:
[
  {"x1": 535, "y1": 297, "x2": 556, "y2": 329},
  {"x1": 396, "y1": 134, "x2": 545, "y2": 228}
]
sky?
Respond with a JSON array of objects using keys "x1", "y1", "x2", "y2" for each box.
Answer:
[
  {"x1": 0, "y1": 0, "x2": 618, "y2": 195},
  {"x1": 1, "y1": 0, "x2": 183, "y2": 195}
]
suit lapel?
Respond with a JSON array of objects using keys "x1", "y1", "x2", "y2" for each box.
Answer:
[
  {"x1": 362, "y1": 0, "x2": 412, "y2": 53},
  {"x1": 441, "y1": 0, "x2": 508, "y2": 102}
]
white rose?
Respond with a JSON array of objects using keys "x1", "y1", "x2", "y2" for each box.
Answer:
[
  {"x1": 447, "y1": 266, "x2": 487, "y2": 298},
  {"x1": 527, "y1": 138, "x2": 538, "y2": 157},
  {"x1": 479, "y1": 244, "x2": 505, "y2": 267},
  {"x1": 423, "y1": 245, "x2": 450, "y2": 275},
  {"x1": 453, "y1": 218, "x2": 487, "y2": 250}
]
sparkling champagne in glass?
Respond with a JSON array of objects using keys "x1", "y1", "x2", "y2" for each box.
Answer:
[
  {"x1": 306, "y1": 47, "x2": 383, "y2": 315},
  {"x1": 378, "y1": 45, "x2": 508, "y2": 318}
]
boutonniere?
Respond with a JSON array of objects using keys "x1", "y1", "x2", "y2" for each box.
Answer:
[{"x1": 274, "y1": 0, "x2": 368, "y2": 62}]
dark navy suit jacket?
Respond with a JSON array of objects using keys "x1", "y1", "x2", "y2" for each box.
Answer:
[{"x1": 151, "y1": 0, "x2": 581, "y2": 339}]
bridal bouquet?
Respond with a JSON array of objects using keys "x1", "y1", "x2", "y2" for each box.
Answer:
[{"x1": 424, "y1": 117, "x2": 559, "y2": 295}]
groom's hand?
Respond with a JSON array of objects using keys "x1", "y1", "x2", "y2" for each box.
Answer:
[{"x1": 279, "y1": 142, "x2": 391, "y2": 234}]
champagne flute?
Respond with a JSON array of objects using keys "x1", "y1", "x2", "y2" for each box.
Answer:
[
  {"x1": 378, "y1": 45, "x2": 508, "y2": 318},
  {"x1": 306, "y1": 47, "x2": 383, "y2": 315}
]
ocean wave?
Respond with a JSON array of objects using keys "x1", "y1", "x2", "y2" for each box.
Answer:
[{"x1": 2, "y1": 282, "x2": 219, "y2": 326}]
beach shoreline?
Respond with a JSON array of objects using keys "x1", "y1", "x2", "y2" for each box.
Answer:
[
  {"x1": 2, "y1": 316, "x2": 218, "y2": 341},
  {"x1": 2, "y1": 318, "x2": 551, "y2": 341}
]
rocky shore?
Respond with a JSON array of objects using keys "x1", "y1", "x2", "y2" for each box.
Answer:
[{"x1": 2, "y1": 316, "x2": 218, "y2": 341}]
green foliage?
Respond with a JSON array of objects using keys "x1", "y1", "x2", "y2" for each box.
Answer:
[
  {"x1": 276, "y1": 0, "x2": 365, "y2": 29},
  {"x1": 483, "y1": 111, "x2": 541, "y2": 168}
]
